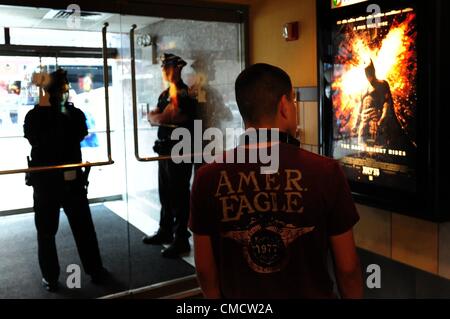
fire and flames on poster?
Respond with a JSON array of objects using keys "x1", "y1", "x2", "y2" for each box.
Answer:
[{"x1": 331, "y1": 8, "x2": 418, "y2": 191}]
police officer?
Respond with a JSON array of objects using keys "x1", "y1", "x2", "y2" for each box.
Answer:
[
  {"x1": 143, "y1": 53, "x2": 197, "y2": 258},
  {"x1": 24, "y1": 69, "x2": 107, "y2": 291}
]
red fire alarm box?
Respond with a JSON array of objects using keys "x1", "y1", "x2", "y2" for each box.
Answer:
[{"x1": 283, "y1": 21, "x2": 299, "y2": 41}]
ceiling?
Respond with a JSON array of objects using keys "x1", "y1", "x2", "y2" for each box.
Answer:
[{"x1": 0, "y1": 4, "x2": 163, "y2": 33}]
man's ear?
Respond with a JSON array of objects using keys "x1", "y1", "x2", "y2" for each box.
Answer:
[{"x1": 279, "y1": 95, "x2": 289, "y2": 120}]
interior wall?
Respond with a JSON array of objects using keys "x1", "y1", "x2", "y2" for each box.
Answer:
[
  {"x1": 354, "y1": 204, "x2": 450, "y2": 281},
  {"x1": 205, "y1": 0, "x2": 317, "y2": 87},
  {"x1": 248, "y1": 0, "x2": 317, "y2": 87}
]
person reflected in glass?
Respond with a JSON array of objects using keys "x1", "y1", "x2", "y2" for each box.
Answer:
[
  {"x1": 189, "y1": 57, "x2": 233, "y2": 132},
  {"x1": 188, "y1": 57, "x2": 233, "y2": 169},
  {"x1": 24, "y1": 69, "x2": 108, "y2": 292}
]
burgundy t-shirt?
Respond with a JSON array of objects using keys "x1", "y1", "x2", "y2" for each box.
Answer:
[{"x1": 189, "y1": 143, "x2": 359, "y2": 299}]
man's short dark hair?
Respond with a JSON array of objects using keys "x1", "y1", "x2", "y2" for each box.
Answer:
[{"x1": 235, "y1": 63, "x2": 292, "y2": 124}]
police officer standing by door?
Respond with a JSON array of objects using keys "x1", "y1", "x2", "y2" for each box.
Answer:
[
  {"x1": 24, "y1": 69, "x2": 107, "y2": 291},
  {"x1": 143, "y1": 53, "x2": 197, "y2": 258}
]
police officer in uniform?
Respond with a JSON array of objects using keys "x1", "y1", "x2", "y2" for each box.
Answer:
[
  {"x1": 143, "y1": 53, "x2": 197, "y2": 258},
  {"x1": 24, "y1": 69, "x2": 107, "y2": 291}
]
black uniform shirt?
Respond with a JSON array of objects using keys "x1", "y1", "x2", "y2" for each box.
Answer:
[{"x1": 24, "y1": 103, "x2": 88, "y2": 167}]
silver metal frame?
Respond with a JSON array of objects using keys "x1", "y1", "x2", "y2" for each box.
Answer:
[
  {"x1": 0, "y1": 44, "x2": 117, "y2": 58},
  {"x1": 102, "y1": 23, "x2": 113, "y2": 163},
  {"x1": 130, "y1": 24, "x2": 152, "y2": 162},
  {"x1": 0, "y1": 23, "x2": 114, "y2": 176},
  {"x1": 99, "y1": 274, "x2": 199, "y2": 299}
]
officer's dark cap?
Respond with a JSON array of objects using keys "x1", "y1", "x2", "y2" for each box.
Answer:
[{"x1": 161, "y1": 53, "x2": 187, "y2": 69}]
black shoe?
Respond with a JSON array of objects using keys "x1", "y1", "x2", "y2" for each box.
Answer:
[
  {"x1": 90, "y1": 267, "x2": 110, "y2": 285},
  {"x1": 42, "y1": 278, "x2": 58, "y2": 292},
  {"x1": 142, "y1": 231, "x2": 173, "y2": 245},
  {"x1": 161, "y1": 239, "x2": 190, "y2": 258}
]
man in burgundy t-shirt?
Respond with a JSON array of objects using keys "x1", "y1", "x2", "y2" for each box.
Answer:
[{"x1": 189, "y1": 64, "x2": 363, "y2": 299}]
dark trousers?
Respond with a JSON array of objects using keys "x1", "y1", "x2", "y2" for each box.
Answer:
[
  {"x1": 158, "y1": 159, "x2": 193, "y2": 240},
  {"x1": 32, "y1": 173, "x2": 103, "y2": 282}
]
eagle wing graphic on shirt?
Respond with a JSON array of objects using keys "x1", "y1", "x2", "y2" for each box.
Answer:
[{"x1": 221, "y1": 223, "x2": 315, "y2": 274}]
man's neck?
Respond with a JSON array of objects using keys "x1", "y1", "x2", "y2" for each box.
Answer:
[{"x1": 37, "y1": 88, "x2": 51, "y2": 107}]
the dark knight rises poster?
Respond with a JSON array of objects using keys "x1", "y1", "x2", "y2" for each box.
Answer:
[{"x1": 331, "y1": 7, "x2": 417, "y2": 192}]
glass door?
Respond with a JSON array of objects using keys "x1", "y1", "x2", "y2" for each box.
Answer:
[
  {"x1": 0, "y1": 2, "x2": 246, "y2": 299},
  {"x1": 120, "y1": 15, "x2": 245, "y2": 288},
  {"x1": 0, "y1": 4, "x2": 130, "y2": 298}
]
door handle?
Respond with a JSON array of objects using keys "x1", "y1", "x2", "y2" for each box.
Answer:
[
  {"x1": 102, "y1": 22, "x2": 113, "y2": 163},
  {"x1": 130, "y1": 24, "x2": 164, "y2": 162},
  {"x1": 0, "y1": 23, "x2": 115, "y2": 176},
  {"x1": 0, "y1": 161, "x2": 113, "y2": 175}
]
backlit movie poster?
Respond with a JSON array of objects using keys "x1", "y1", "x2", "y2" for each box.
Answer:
[{"x1": 331, "y1": 8, "x2": 417, "y2": 191}]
